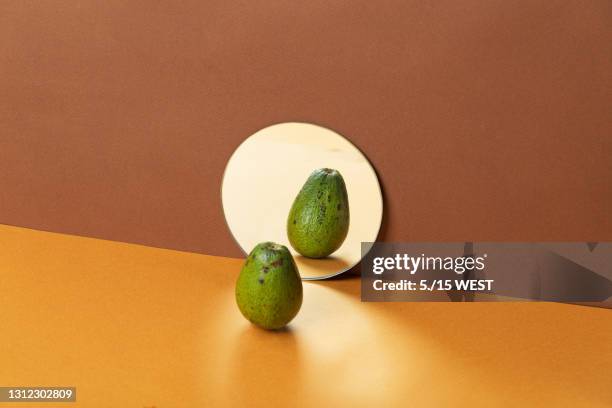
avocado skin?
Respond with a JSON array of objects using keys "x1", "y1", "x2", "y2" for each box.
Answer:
[
  {"x1": 235, "y1": 242, "x2": 303, "y2": 330},
  {"x1": 287, "y1": 168, "x2": 349, "y2": 258}
]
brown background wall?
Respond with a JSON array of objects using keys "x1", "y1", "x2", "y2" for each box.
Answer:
[{"x1": 1, "y1": 0, "x2": 610, "y2": 258}]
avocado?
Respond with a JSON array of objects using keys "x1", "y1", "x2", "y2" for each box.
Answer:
[
  {"x1": 287, "y1": 168, "x2": 349, "y2": 258},
  {"x1": 235, "y1": 242, "x2": 303, "y2": 330}
]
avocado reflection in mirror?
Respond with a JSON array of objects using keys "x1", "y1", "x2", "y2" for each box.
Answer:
[{"x1": 287, "y1": 168, "x2": 350, "y2": 258}]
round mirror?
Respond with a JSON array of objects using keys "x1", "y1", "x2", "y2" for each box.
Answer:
[{"x1": 222, "y1": 122, "x2": 383, "y2": 279}]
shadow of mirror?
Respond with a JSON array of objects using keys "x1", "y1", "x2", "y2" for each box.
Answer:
[{"x1": 295, "y1": 255, "x2": 352, "y2": 280}]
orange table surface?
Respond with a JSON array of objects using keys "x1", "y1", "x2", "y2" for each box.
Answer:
[{"x1": 1, "y1": 224, "x2": 611, "y2": 407}]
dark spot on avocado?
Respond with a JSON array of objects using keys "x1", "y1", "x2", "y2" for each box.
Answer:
[
  {"x1": 337, "y1": 203, "x2": 341, "y2": 210},
  {"x1": 293, "y1": 219, "x2": 296, "y2": 225},
  {"x1": 258, "y1": 277, "x2": 264, "y2": 284},
  {"x1": 328, "y1": 194, "x2": 331, "y2": 202},
  {"x1": 318, "y1": 204, "x2": 327, "y2": 225},
  {"x1": 263, "y1": 266, "x2": 269, "y2": 273},
  {"x1": 271, "y1": 259, "x2": 283, "y2": 267}
]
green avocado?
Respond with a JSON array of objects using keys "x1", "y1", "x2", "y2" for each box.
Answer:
[
  {"x1": 287, "y1": 168, "x2": 350, "y2": 258},
  {"x1": 235, "y1": 242, "x2": 302, "y2": 330}
]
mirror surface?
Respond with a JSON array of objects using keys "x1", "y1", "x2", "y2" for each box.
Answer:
[{"x1": 222, "y1": 122, "x2": 383, "y2": 279}]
